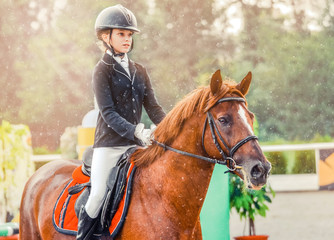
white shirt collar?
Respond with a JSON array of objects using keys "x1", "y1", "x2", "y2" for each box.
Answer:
[
  {"x1": 106, "y1": 50, "x2": 128, "y2": 65},
  {"x1": 106, "y1": 50, "x2": 130, "y2": 76}
]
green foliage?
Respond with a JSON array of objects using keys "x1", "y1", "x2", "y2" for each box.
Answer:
[
  {"x1": 229, "y1": 175, "x2": 274, "y2": 220},
  {"x1": 229, "y1": 174, "x2": 275, "y2": 235},
  {"x1": 264, "y1": 151, "x2": 287, "y2": 174},
  {"x1": 263, "y1": 147, "x2": 317, "y2": 175},
  {"x1": 311, "y1": 134, "x2": 333, "y2": 143},
  {"x1": 0, "y1": 121, "x2": 35, "y2": 221},
  {"x1": 224, "y1": 2, "x2": 334, "y2": 142},
  {"x1": 33, "y1": 146, "x2": 53, "y2": 155},
  {"x1": 33, "y1": 146, "x2": 61, "y2": 155},
  {"x1": 292, "y1": 150, "x2": 316, "y2": 174},
  {"x1": 261, "y1": 136, "x2": 330, "y2": 175},
  {"x1": 253, "y1": 117, "x2": 259, "y2": 136}
]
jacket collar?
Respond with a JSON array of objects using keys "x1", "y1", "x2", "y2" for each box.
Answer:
[
  {"x1": 101, "y1": 53, "x2": 137, "y2": 81},
  {"x1": 128, "y1": 59, "x2": 137, "y2": 79}
]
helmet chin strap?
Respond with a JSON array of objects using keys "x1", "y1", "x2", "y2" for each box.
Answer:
[{"x1": 103, "y1": 42, "x2": 124, "y2": 57}]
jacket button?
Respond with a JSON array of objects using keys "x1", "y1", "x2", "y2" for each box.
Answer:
[
  {"x1": 133, "y1": 110, "x2": 136, "y2": 113},
  {"x1": 132, "y1": 98, "x2": 135, "y2": 102}
]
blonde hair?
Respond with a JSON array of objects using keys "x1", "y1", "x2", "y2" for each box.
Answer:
[
  {"x1": 96, "y1": 29, "x2": 111, "y2": 52},
  {"x1": 96, "y1": 29, "x2": 111, "y2": 41}
]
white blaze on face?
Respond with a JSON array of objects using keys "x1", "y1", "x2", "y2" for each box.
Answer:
[{"x1": 238, "y1": 105, "x2": 254, "y2": 134}]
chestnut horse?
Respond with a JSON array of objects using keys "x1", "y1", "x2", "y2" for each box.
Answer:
[{"x1": 20, "y1": 70, "x2": 271, "y2": 239}]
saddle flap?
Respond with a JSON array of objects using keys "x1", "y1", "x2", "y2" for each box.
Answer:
[
  {"x1": 101, "y1": 163, "x2": 128, "y2": 227},
  {"x1": 107, "y1": 166, "x2": 120, "y2": 192},
  {"x1": 74, "y1": 187, "x2": 90, "y2": 217}
]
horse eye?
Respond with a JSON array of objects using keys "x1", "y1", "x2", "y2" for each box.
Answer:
[{"x1": 218, "y1": 117, "x2": 228, "y2": 125}]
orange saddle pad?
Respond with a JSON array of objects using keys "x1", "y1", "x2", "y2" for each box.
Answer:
[{"x1": 53, "y1": 163, "x2": 136, "y2": 237}]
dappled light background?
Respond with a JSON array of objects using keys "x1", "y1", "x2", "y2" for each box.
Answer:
[{"x1": 1, "y1": 0, "x2": 333, "y2": 149}]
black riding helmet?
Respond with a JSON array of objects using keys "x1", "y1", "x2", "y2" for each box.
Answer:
[
  {"x1": 95, "y1": 4, "x2": 140, "y2": 33},
  {"x1": 95, "y1": 4, "x2": 140, "y2": 56}
]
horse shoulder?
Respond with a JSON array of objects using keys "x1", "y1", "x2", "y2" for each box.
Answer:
[{"x1": 120, "y1": 162, "x2": 200, "y2": 239}]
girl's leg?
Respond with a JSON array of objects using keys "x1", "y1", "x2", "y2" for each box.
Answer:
[
  {"x1": 77, "y1": 146, "x2": 134, "y2": 240},
  {"x1": 85, "y1": 146, "x2": 134, "y2": 218}
]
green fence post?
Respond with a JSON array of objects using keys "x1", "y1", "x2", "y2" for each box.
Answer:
[{"x1": 200, "y1": 165, "x2": 230, "y2": 240}]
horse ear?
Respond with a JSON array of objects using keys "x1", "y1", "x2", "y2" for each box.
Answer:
[
  {"x1": 237, "y1": 71, "x2": 252, "y2": 96},
  {"x1": 210, "y1": 69, "x2": 222, "y2": 96}
]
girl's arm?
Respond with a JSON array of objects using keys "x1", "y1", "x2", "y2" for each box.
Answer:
[{"x1": 92, "y1": 65, "x2": 136, "y2": 141}]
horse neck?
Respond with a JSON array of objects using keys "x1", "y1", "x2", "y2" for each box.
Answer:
[
  {"x1": 169, "y1": 114, "x2": 216, "y2": 197},
  {"x1": 137, "y1": 115, "x2": 215, "y2": 225}
]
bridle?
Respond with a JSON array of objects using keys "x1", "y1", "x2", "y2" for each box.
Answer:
[{"x1": 153, "y1": 97, "x2": 258, "y2": 173}]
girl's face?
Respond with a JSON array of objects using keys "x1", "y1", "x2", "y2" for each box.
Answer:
[{"x1": 102, "y1": 29, "x2": 133, "y2": 54}]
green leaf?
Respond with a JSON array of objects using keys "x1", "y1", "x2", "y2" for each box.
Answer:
[{"x1": 263, "y1": 195, "x2": 272, "y2": 203}]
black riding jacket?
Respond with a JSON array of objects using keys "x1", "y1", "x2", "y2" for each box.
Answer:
[{"x1": 92, "y1": 53, "x2": 165, "y2": 148}]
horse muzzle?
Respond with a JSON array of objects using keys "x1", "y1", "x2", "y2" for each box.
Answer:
[
  {"x1": 250, "y1": 161, "x2": 271, "y2": 188},
  {"x1": 238, "y1": 160, "x2": 271, "y2": 190}
]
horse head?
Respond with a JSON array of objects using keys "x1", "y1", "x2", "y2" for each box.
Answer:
[
  {"x1": 203, "y1": 70, "x2": 271, "y2": 189},
  {"x1": 135, "y1": 69, "x2": 271, "y2": 189}
]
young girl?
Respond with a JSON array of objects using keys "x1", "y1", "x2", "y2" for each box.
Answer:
[{"x1": 77, "y1": 4, "x2": 165, "y2": 239}]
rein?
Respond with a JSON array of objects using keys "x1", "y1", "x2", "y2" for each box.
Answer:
[{"x1": 153, "y1": 97, "x2": 258, "y2": 173}]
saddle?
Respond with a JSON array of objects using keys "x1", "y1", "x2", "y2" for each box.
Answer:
[{"x1": 53, "y1": 147, "x2": 137, "y2": 238}]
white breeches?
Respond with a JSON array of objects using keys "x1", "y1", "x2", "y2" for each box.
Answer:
[{"x1": 84, "y1": 146, "x2": 135, "y2": 218}]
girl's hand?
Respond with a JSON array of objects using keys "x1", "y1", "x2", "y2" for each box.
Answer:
[{"x1": 134, "y1": 123, "x2": 152, "y2": 146}]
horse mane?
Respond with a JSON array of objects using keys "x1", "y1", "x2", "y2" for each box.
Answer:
[{"x1": 132, "y1": 79, "x2": 245, "y2": 167}]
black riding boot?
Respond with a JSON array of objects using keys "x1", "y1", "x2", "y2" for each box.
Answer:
[{"x1": 76, "y1": 205, "x2": 97, "y2": 240}]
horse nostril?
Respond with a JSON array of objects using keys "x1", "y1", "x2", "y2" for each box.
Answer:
[{"x1": 251, "y1": 164, "x2": 265, "y2": 179}]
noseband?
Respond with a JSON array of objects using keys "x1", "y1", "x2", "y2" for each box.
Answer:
[{"x1": 153, "y1": 97, "x2": 258, "y2": 172}]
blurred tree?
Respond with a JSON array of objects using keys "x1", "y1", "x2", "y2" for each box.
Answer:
[
  {"x1": 322, "y1": 0, "x2": 334, "y2": 36},
  {"x1": 1, "y1": 0, "x2": 334, "y2": 149},
  {"x1": 0, "y1": 0, "x2": 35, "y2": 122},
  {"x1": 13, "y1": 0, "x2": 102, "y2": 148},
  {"x1": 1, "y1": 0, "x2": 116, "y2": 148},
  {"x1": 223, "y1": 0, "x2": 334, "y2": 141},
  {"x1": 1, "y1": 0, "x2": 225, "y2": 148},
  {"x1": 126, "y1": 0, "x2": 222, "y2": 110}
]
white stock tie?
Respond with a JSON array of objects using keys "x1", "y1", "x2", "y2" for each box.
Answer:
[{"x1": 120, "y1": 59, "x2": 130, "y2": 76}]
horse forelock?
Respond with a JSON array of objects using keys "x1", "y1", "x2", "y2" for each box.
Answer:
[
  {"x1": 206, "y1": 83, "x2": 246, "y2": 111},
  {"x1": 133, "y1": 80, "x2": 245, "y2": 167}
]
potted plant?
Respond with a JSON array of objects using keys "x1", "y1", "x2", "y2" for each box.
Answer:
[{"x1": 229, "y1": 174, "x2": 275, "y2": 240}]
